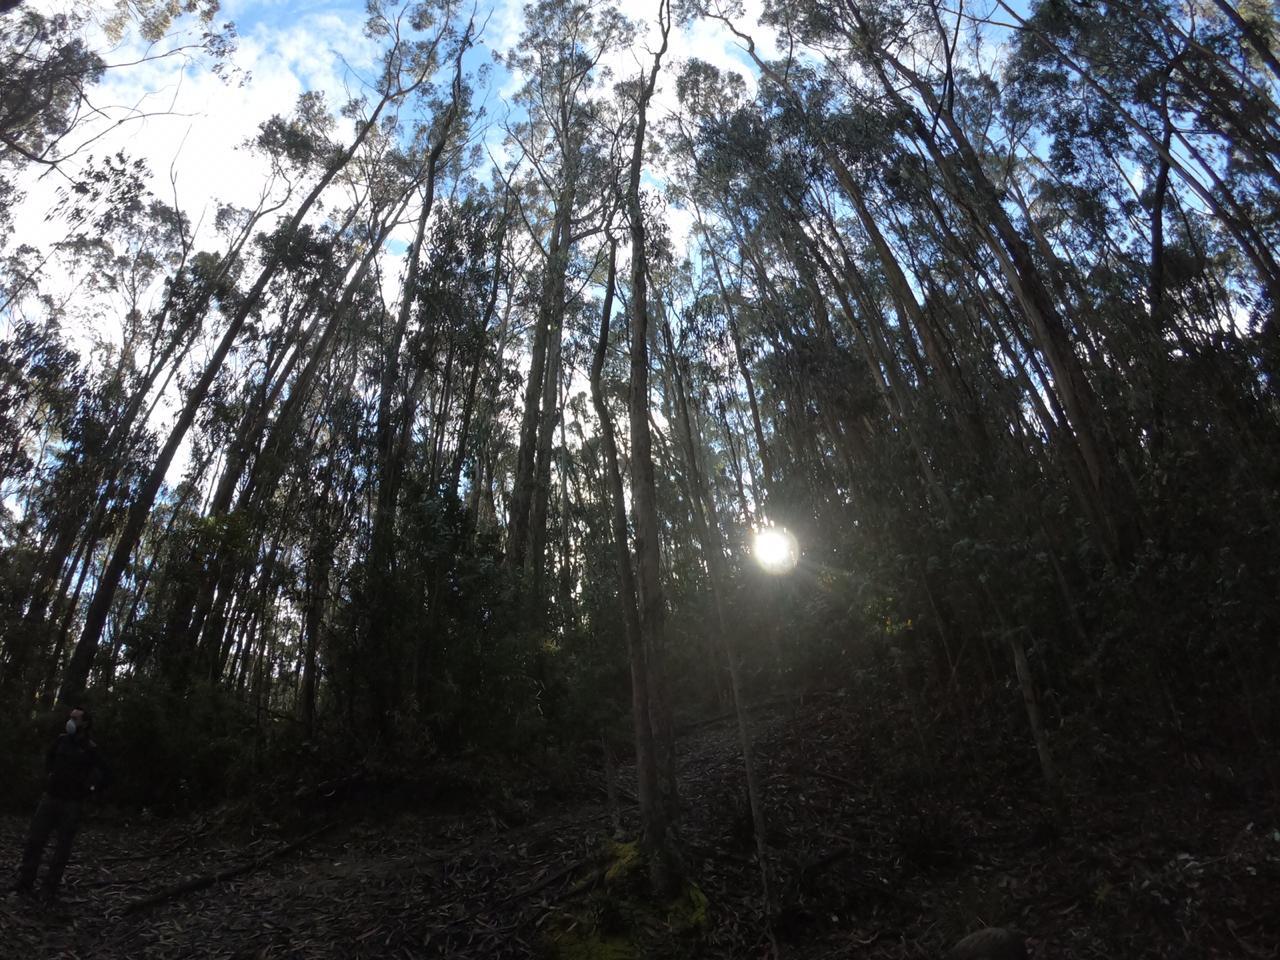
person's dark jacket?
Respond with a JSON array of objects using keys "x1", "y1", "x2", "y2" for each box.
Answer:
[{"x1": 44, "y1": 733, "x2": 111, "y2": 802}]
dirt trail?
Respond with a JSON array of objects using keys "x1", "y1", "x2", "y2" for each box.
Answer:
[{"x1": 2, "y1": 695, "x2": 1277, "y2": 959}]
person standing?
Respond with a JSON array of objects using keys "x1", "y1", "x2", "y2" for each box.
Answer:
[{"x1": 11, "y1": 706, "x2": 111, "y2": 901}]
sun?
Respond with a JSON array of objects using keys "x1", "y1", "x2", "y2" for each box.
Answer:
[{"x1": 753, "y1": 527, "x2": 798, "y2": 574}]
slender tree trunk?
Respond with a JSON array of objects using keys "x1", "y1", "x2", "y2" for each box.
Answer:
[
  {"x1": 625, "y1": 1, "x2": 674, "y2": 893},
  {"x1": 59, "y1": 75, "x2": 416, "y2": 701},
  {"x1": 695, "y1": 217, "x2": 775, "y2": 500},
  {"x1": 450, "y1": 220, "x2": 507, "y2": 493},
  {"x1": 663, "y1": 321, "x2": 775, "y2": 934},
  {"x1": 300, "y1": 468, "x2": 334, "y2": 735},
  {"x1": 365, "y1": 45, "x2": 469, "y2": 685},
  {"x1": 1210, "y1": 0, "x2": 1280, "y2": 82},
  {"x1": 528, "y1": 263, "x2": 568, "y2": 619},
  {"x1": 510, "y1": 176, "x2": 576, "y2": 576},
  {"x1": 993, "y1": 0, "x2": 1280, "y2": 303},
  {"x1": 589, "y1": 238, "x2": 662, "y2": 859}
]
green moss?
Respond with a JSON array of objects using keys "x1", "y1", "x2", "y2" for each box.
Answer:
[
  {"x1": 667, "y1": 881, "x2": 709, "y2": 933},
  {"x1": 544, "y1": 843, "x2": 709, "y2": 959},
  {"x1": 603, "y1": 840, "x2": 641, "y2": 884},
  {"x1": 550, "y1": 932, "x2": 635, "y2": 960}
]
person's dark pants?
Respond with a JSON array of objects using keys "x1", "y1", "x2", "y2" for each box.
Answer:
[{"x1": 16, "y1": 796, "x2": 81, "y2": 894}]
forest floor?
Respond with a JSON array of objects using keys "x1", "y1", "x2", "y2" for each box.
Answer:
[{"x1": 2, "y1": 690, "x2": 1277, "y2": 960}]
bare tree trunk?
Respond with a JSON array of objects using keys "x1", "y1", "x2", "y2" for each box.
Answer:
[
  {"x1": 624, "y1": 2, "x2": 674, "y2": 890},
  {"x1": 301, "y1": 464, "x2": 335, "y2": 735},
  {"x1": 510, "y1": 179, "x2": 571, "y2": 563},
  {"x1": 1210, "y1": 0, "x2": 1280, "y2": 82},
  {"x1": 527, "y1": 216, "x2": 571, "y2": 617},
  {"x1": 365, "y1": 40, "x2": 470, "y2": 663},
  {"x1": 589, "y1": 238, "x2": 662, "y2": 868},
  {"x1": 662, "y1": 320, "x2": 776, "y2": 940},
  {"x1": 450, "y1": 216, "x2": 507, "y2": 494},
  {"x1": 555, "y1": 386, "x2": 576, "y2": 630},
  {"x1": 694, "y1": 216, "x2": 775, "y2": 500},
  {"x1": 59, "y1": 59, "x2": 428, "y2": 701},
  {"x1": 993, "y1": 0, "x2": 1280, "y2": 304}
]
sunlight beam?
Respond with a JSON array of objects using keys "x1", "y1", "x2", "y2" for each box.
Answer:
[{"x1": 752, "y1": 527, "x2": 798, "y2": 575}]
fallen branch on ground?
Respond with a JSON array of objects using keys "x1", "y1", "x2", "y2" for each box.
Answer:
[
  {"x1": 120, "y1": 821, "x2": 338, "y2": 917},
  {"x1": 100, "y1": 819, "x2": 214, "y2": 864},
  {"x1": 801, "y1": 766, "x2": 860, "y2": 791},
  {"x1": 422, "y1": 853, "x2": 608, "y2": 948},
  {"x1": 782, "y1": 843, "x2": 917, "y2": 907}
]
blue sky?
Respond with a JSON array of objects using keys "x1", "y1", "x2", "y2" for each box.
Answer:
[
  {"x1": 3, "y1": 0, "x2": 1041, "y2": 490},
  {"x1": 33, "y1": 0, "x2": 763, "y2": 249},
  {"x1": 10, "y1": 0, "x2": 1045, "y2": 304}
]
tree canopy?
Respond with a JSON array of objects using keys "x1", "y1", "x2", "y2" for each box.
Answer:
[{"x1": 1, "y1": 0, "x2": 1277, "y2": 933}]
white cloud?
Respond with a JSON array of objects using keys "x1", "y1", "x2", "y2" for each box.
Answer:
[
  {"x1": 486, "y1": 0, "x2": 528, "y2": 57},
  {"x1": 4, "y1": 2, "x2": 399, "y2": 488},
  {"x1": 3, "y1": 0, "x2": 784, "y2": 490},
  {"x1": 8, "y1": 4, "x2": 389, "y2": 266},
  {"x1": 98, "y1": 11, "x2": 380, "y2": 236}
]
